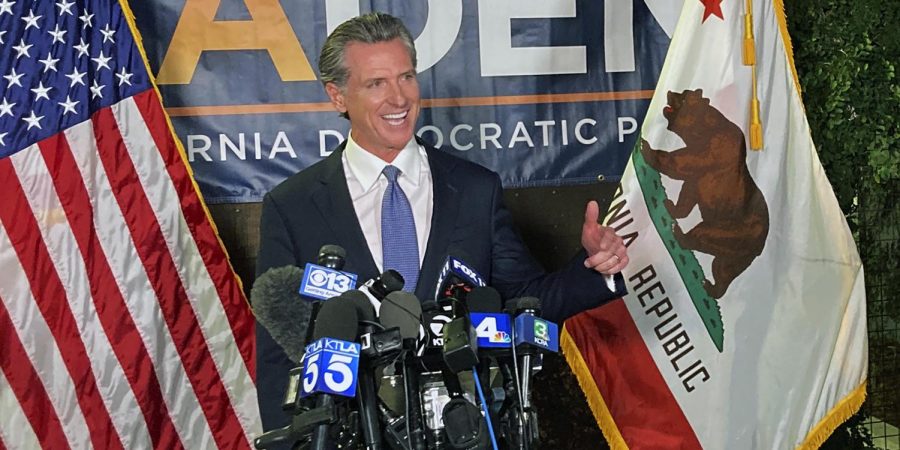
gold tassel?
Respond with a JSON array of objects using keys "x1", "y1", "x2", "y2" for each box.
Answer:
[
  {"x1": 745, "y1": 0, "x2": 764, "y2": 150},
  {"x1": 750, "y1": 97, "x2": 763, "y2": 149},
  {"x1": 743, "y1": 14, "x2": 756, "y2": 66}
]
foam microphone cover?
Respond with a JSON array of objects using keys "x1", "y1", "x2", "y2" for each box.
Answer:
[
  {"x1": 250, "y1": 265, "x2": 312, "y2": 364},
  {"x1": 312, "y1": 297, "x2": 359, "y2": 341},
  {"x1": 341, "y1": 290, "x2": 377, "y2": 322},
  {"x1": 506, "y1": 296, "x2": 542, "y2": 315},
  {"x1": 379, "y1": 269, "x2": 405, "y2": 294},
  {"x1": 442, "y1": 398, "x2": 489, "y2": 449},
  {"x1": 317, "y1": 244, "x2": 347, "y2": 270},
  {"x1": 380, "y1": 292, "x2": 422, "y2": 340},
  {"x1": 365, "y1": 269, "x2": 405, "y2": 301},
  {"x1": 466, "y1": 286, "x2": 502, "y2": 313}
]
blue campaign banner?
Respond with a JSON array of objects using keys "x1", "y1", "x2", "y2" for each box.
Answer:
[{"x1": 131, "y1": 1, "x2": 682, "y2": 203}]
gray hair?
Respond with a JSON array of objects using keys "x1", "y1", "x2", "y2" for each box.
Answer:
[{"x1": 318, "y1": 12, "x2": 417, "y2": 90}]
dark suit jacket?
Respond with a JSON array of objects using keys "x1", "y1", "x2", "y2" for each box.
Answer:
[{"x1": 254, "y1": 139, "x2": 625, "y2": 432}]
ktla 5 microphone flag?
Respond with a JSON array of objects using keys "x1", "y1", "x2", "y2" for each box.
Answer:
[
  {"x1": 561, "y1": 0, "x2": 867, "y2": 448},
  {"x1": 0, "y1": 0, "x2": 260, "y2": 448}
]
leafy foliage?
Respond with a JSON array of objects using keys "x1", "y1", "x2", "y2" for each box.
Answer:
[
  {"x1": 784, "y1": 0, "x2": 899, "y2": 219},
  {"x1": 785, "y1": 1, "x2": 899, "y2": 448}
]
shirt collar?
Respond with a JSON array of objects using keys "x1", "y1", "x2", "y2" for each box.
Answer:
[{"x1": 344, "y1": 134, "x2": 423, "y2": 192}]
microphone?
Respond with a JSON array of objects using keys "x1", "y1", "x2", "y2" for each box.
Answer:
[
  {"x1": 318, "y1": 244, "x2": 347, "y2": 270},
  {"x1": 254, "y1": 298, "x2": 359, "y2": 450},
  {"x1": 425, "y1": 256, "x2": 487, "y2": 357},
  {"x1": 359, "y1": 269, "x2": 405, "y2": 312},
  {"x1": 421, "y1": 299, "x2": 451, "y2": 355},
  {"x1": 467, "y1": 287, "x2": 512, "y2": 350},
  {"x1": 379, "y1": 291, "x2": 427, "y2": 450},
  {"x1": 251, "y1": 265, "x2": 314, "y2": 364},
  {"x1": 442, "y1": 310, "x2": 479, "y2": 374},
  {"x1": 439, "y1": 259, "x2": 490, "y2": 374},
  {"x1": 380, "y1": 291, "x2": 423, "y2": 341},
  {"x1": 507, "y1": 297, "x2": 558, "y2": 450},
  {"x1": 307, "y1": 297, "x2": 362, "y2": 450},
  {"x1": 300, "y1": 244, "x2": 358, "y2": 350},
  {"x1": 342, "y1": 291, "x2": 386, "y2": 450},
  {"x1": 434, "y1": 255, "x2": 486, "y2": 303},
  {"x1": 508, "y1": 298, "x2": 559, "y2": 353},
  {"x1": 299, "y1": 246, "x2": 359, "y2": 301}
]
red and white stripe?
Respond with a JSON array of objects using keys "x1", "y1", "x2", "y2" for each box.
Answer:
[{"x1": 0, "y1": 90, "x2": 260, "y2": 449}]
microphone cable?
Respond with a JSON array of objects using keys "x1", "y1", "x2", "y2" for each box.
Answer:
[
  {"x1": 506, "y1": 302, "x2": 530, "y2": 450},
  {"x1": 471, "y1": 370, "x2": 499, "y2": 450},
  {"x1": 402, "y1": 353, "x2": 412, "y2": 450}
]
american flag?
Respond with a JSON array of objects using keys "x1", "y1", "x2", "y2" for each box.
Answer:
[{"x1": 0, "y1": 1, "x2": 260, "y2": 448}]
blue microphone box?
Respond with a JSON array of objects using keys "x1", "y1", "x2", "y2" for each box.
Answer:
[
  {"x1": 299, "y1": 263, "x2": 358, "y2": 300},
  {"x1": 514, "y1": 315, "x2": 559, "y2": 353},
  {"x1": 470, "y1": 313, "x2": 512, "y2": 348},
  {"x1": 300, "y1": 337, "x2": 361, "y2": 398}
]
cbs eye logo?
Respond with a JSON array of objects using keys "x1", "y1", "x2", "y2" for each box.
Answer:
[
  {"x1": 308, "y1": 268, "x2": 354, "y2": 292},
  {"x1": 301, "y1": 263, "x2": 358, "y2": 300}
]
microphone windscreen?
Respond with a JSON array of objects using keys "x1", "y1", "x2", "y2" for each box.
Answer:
[
  {"x1": 380, "y1": 269, "x2": 405, "y2": 293},
  {"x1": 380, "y1": 292, "x2": 422, "y2": 340},
  {"x1": 313, "y1": 297, "x2": 359, "y2": 341},
  {"x1": 506, "y1": 296, "x2": 542, "y2": 314},
  {"x1": 317, "y1": 244, "x2": 347, "y2": 269},
  {"x1": 466, "y1": 286, "x2": 502, "y2": 313},
  {"x1": 421, "y1": 299, "x2": 439, "y2": 312},
  {"x1": 341, "y1": 290, "x2": 377, "y2": 322},
  {"x1": 250, "y1": 266, "x2": 312, "y2": 364}
]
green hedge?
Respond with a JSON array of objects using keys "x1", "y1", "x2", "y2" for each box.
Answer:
[{"x1": 786, "y1": 1, "x2": 898, "y2": 449}]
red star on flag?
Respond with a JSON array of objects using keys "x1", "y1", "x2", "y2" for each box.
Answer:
[{"x1": 701, "y1": 0, "x2": 725, "y2": 22}]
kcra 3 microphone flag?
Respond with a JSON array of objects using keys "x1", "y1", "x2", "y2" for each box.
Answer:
[{"x1": 562, "y1": 0, "x2": 867, "y2": 448}]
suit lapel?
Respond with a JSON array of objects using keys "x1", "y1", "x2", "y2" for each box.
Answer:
[
  {"x1": 311, "y1": 141, "x2": 460, "y2": 297},
  {"x1": 417, "y1": 146, "x2": 461, "y2": 300},
  {"x1": 311, "y1": 145, "x2": 379, "y2": 278}
]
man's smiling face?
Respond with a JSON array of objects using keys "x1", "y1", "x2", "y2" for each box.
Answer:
[{"x1": 325, "y1": 38, "x2": 420, "y2": 162}]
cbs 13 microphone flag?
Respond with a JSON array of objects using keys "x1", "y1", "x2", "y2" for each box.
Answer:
[
  {"x1": 0, "y1": 0, "x2": 261, "y2": 448},
  {"x1": 562, "y1": 0, "x2": 867, "y2": 448}
]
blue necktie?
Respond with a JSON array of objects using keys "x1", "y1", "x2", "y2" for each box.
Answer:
[{"x1": 381, "y1": 165, "x2": 419, "y2": 292}]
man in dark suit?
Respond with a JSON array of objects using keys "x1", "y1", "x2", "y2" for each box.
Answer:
[{"x1": 255, "y1": 11, "x2": 629, "y2": 436}]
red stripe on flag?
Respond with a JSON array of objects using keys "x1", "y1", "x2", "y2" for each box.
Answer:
[
  {"x1": 37, "y1": 135, "x2": 185, "y2": 450},
  {"x1": 567, "y1": 301, "x2": 702, "y2": 449},
  {"x1": 133, "y1": 90, "x2": 255, "y2": 379},
  {"x1": 0, "y1": 158, "x2": 124, "y2": 450},
  {"x1": 90, "y1": 108, "x2": 250, "y2": 449},
  {"x1": 0, "y1": 297, "x2": 70, "y2": 450}
]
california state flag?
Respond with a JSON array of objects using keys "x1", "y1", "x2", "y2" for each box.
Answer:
[{"x1": 562, "y1": 0, "x2": 868, "y2": 448}]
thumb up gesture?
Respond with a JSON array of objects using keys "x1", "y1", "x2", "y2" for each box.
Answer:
[{"x1": 581, "y1": 200, "x2": 628, "y2": 275}]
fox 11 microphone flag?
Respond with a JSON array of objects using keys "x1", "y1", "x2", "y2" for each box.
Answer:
[
  {"x1": 562, "y1": 0, "x2": 868, "y2": 449},
  {"x1": 0, "y1": 0, "x2": 261, "y2": 448}
]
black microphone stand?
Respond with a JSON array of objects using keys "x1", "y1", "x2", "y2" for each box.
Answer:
[{"x1": 402, "y1": 338, "x2": 427, "y2": 450}]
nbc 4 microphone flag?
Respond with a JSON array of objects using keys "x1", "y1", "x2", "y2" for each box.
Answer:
[
  {"x1": 0, "y1": 0, "x2": 261, "y2": 448},
  {"x1": 562, "y1": 0, "x2": 868, "y2": 448}
]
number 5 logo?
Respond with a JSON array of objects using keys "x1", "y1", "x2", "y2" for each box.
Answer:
[
  {"x1": 324, "y1": 354, "x2": 354, "y2": 392},
  {"x1": 302, "y1": 352, "x2": 320, "y2": 394}
]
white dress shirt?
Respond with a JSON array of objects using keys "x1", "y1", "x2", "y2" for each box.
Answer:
[{"x1": 342, "y1": 134, "x2": 434, "y2": 272}]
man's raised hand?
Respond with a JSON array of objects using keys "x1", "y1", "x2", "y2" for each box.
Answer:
[{"x1": 581, "y1": 200, "x2": 629, "y2": 275}]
